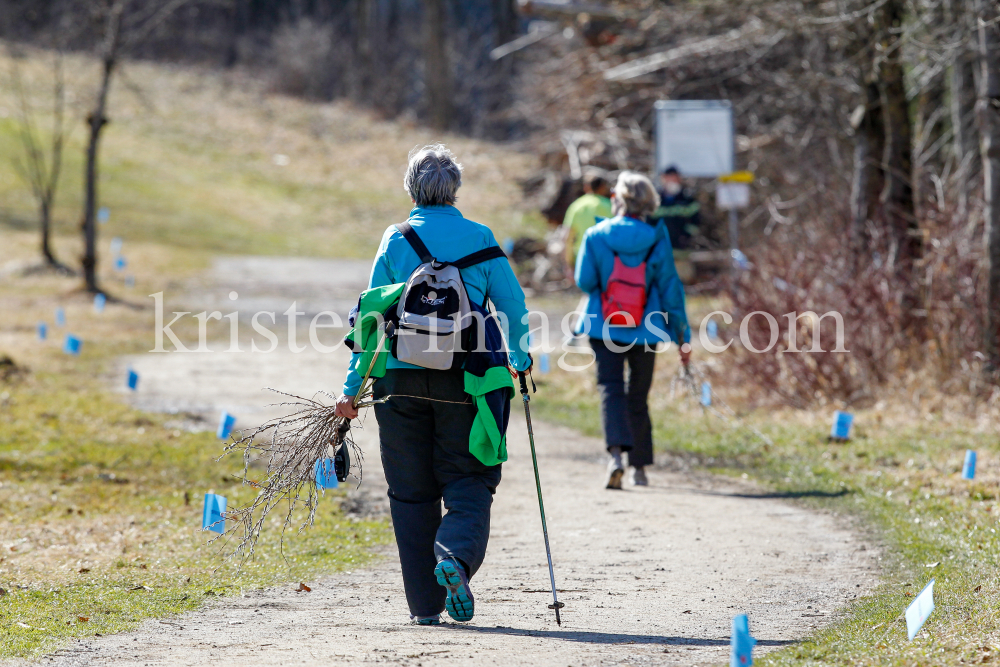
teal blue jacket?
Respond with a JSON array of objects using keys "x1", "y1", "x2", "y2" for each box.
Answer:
[
  {"x1": 574, "y1": 215, "x2": 690, "y2": 346},
  {"x1": 343, "y1": 205, "x2": 531, "y2": 396}
]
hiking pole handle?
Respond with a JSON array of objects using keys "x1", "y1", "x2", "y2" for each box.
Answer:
[{"x1": 518, "y1": 371, "x2": 529, "y2": 397}]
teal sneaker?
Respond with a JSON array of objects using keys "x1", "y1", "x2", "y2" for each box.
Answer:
[
  {"x1": 410, "y1": 614, "x2": 441, "y2": 626},
  {"x1": 434, "y1": 558, "x2": 474, "y2": 622}
]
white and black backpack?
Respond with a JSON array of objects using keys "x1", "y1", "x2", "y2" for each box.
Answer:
[{"x1": 392, "y1": 221, "x2": 507, "y2": 370}]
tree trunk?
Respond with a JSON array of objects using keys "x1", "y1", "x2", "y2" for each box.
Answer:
[
  {"x1": 876, "y1": 0, "x2": 923, "y2": 330},
  {"x1": 915, "y1": 0, "x2": 947, "y2": 211},
  {"x1": 40, "y1": 199, "x2": 56, "y2": 265},
  {"x1": 354, "y1": 0, "x2": 374, "y2": 103},
  {"x1": 978, "y1": 0, "x2": 1000, "y2": 376},
  {"x1": 226, "y1": 0, "x2": 247, "y2": 68},
  {"x1": 492, "y1": 0, "x2": 517, "y2": 46},
  {"x1": 82, "y1": 3, "x2": 124, "y2": 294},
  {"x1": 851, "y1": 80, "x2": 885, "y2": 255},
  {"x1": 950, "y1": 0, "x2": 980, "y2": 218},
  {"x1": 423, "y1": 0, "x2": 452, "y2": 130}
]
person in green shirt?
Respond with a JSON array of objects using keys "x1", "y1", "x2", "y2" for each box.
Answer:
[{"x1": 563, "y1": 167, "x2": 612, "y2": 268}]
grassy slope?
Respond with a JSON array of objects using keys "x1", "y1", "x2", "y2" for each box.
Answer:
[
  {"x1": 0, "y1": 50, "x2": 544, "y2": 259},
  {"x1": 0, "y1": 47, "x2": 544, "y2": 659},
  {"x1": 531, "y1": 352, "x2": 1000, "y2": 666}
]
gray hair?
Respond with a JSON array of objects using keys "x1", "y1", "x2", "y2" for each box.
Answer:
[
  {"x1": 403, "y1": 144, "x2": 463, "y2": 207},
  {"x1": 611, "y1": 170, "x2": 660, "y2": 219}
]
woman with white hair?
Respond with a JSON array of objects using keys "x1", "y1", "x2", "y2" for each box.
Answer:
[
  {"x1": 573, "y1": 170, "x2": 691, "y2": 489},
  {"x1": 335, "y1": 144, "x2": 532, "y2": 625}
]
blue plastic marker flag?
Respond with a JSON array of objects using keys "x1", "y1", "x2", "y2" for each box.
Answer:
[
  {"x1": 217, "y1": 412, "x2": 236, "y2": 440},
  {"x1": 539, "y1": 352, "x2": 551, "y2": 374},
  {"x1": 63, "y1": 334, "x2": 81, "y2": 355},
  {"x1": 114, "y1": 255, "x2": 127, "y2": 272},
  {"x1": 37, "y1": 322, "x2": 47, "y2": 341},
  {"x1": 315, "y1": 458, "x2": 339, "y2": 490},
  {"x1": 730, "y1": 614, "x2": 756, "y2": 666},
  {"x1": 55, "y1": 307, "x2": 65, "y2": 326},
  {"x1": 97, "y1": 207, "x2": 110, "y2": 224},
  {"x1": 202, "y1": 493, "x2": 227, "y2": 533},
  {"x1": 94, "y1": 293, "x2": 106, "y2": 313},
  {"x1": 906, "y1": 579, "x2": 935, "y2": 640},
  {"x1": 110, "y1": 236, "x2": 123, "y2": 255},
  {"x1": 503, "y1": 237, "x2": 515, "y2": 256},
  {"x1": 831, "y1": 410, "x2": 853, "y2": 440},
  {"x1": 962, "y1": 450, "x2": 977, "y2": 480},
  {"x1": 127, "y1": 369, "x2": 139, "y2": 391},
  {"x1": 701, "y1": 382, "x2": 712, "y2": 407},
  {"x1": 707, "y1": 319, "x2": 718, "y2": 339}
]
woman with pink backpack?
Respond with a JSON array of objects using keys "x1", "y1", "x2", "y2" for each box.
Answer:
[{"x1": 573, "y1": 171, "x2": 692, "y2": 489}]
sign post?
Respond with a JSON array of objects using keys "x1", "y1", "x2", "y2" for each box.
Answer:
[{"x1": 717, "y1": 171, "x2": 754, "y2": 253}]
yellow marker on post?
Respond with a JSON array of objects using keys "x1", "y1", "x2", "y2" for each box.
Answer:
[{"x1": 718, "y1": 170, "x2": 755, "y2": 184}]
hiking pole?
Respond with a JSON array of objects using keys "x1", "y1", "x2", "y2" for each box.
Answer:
[{"x1": 518, "y1": 370, "x2": 565, "y2": 626}]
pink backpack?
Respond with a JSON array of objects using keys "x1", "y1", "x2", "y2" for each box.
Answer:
[{"x1": 600, "y1": 245, "x2": 656, "y2": 327}]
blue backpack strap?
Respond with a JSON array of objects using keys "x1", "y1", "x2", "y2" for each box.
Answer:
[{"x1": 396, "y1": 221, "x2": 434, "y2": 263}]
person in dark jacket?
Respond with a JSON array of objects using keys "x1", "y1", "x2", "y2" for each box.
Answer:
[
  {"x1": 652, "y1": 165, "x2": 701, "y2": 251},
  {"x1": 574, "y1": 171, "x2": 691, "y2": 489}
]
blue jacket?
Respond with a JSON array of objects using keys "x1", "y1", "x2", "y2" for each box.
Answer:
[
  {"x1": 574, "y1": 215, "x2": 690, "y2": 346},
  {"x1": 343, "y1": 205, "x2": 531, "y2": 395}
]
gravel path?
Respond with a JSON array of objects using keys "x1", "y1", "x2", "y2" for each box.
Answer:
[{"x1": 36, "y1": 257, "x2": 878, "y2": 667}]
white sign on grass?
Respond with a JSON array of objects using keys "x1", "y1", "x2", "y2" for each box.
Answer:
[
  {"x1": 655, "y1": 100, "x2": 734, "y2": 178},
  {"x1": 905, "y1": 579, "x2": 935, "y2": 640}
]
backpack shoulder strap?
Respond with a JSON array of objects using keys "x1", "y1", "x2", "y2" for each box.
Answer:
[
  {"x1": 395, "y1": 221, "x2": 433, "y2": 263},
  {"x1": 451, "y1": 245, "x2": 508, "y2": 269},
  {"x1": 643, "y1": 240, "x2": 658, "y2": 264}
]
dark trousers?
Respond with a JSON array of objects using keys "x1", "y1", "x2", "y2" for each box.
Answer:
[
  {"x1": 590, "y1": 337, "x2": 657, "y2": 468},
  {"x1": 373, "y1": 368, "x2": 501, "y2": 617}
]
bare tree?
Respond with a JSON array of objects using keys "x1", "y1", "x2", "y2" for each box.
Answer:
[
  {"x1": 8, "y1": 48, "x2": 69, "y2": 270},
  {"x1": 977, "y1": 0, "x2": 1000, "y2": 377},
  {"x1": 81, "y1": 0, "x2": 193, "y2": 293}
]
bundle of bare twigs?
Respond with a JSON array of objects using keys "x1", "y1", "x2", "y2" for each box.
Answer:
[
  {"x1": 216, "y1": 328, "x2": 392, "y2": 565},
  {"x1": 217, "y1": 388, "x2": 365, "y2": 565}
]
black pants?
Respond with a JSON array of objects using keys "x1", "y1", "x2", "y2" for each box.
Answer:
[
  {"x1": 373, "y1": 368, "x2": 501, "y2": 617},
  {"x1": 590, "y1": 337, "x2": 657, "y2": 468}
]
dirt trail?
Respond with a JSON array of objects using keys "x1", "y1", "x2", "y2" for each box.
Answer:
[{"x1": 39, "y1": 257, "x2": 878, "y2": 667}]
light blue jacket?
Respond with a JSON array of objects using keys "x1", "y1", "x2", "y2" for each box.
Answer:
[
  {"x1": 574, "y1": 215, "x2": 690, "y2": 346},
  {"x1": 343, "y1": 205, "x2": 531, "y2": 395}
]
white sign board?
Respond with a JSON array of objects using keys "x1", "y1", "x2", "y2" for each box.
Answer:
[{"x1": 655, "y1": 100, "x2": 734, "y2": 178}]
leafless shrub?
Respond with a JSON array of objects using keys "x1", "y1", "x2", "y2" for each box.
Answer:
[{"x1": 725, "y1": 201, "x2": 987, "y2": 408}]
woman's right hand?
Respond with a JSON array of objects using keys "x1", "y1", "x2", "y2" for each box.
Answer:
[
  {"x1": 679, "y1": 343, "x2": 692, "y2": 366},
  {"x1": 335, "y1": 394, "x2": 358, "y2": 420}
]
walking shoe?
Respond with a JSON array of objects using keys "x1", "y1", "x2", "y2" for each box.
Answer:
[
  {"x1": 434, "y1": 558, "x2": 475, "y2": 622},
  {"x1": 410, "y1": 614, "x2": 441, "y2": 626},
  {"x1": 630, "y1": 466, "x2": 648, "y2": 486},
  {"x1": 605, "y1": 458, "x2": 625, "y2": 490}
]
